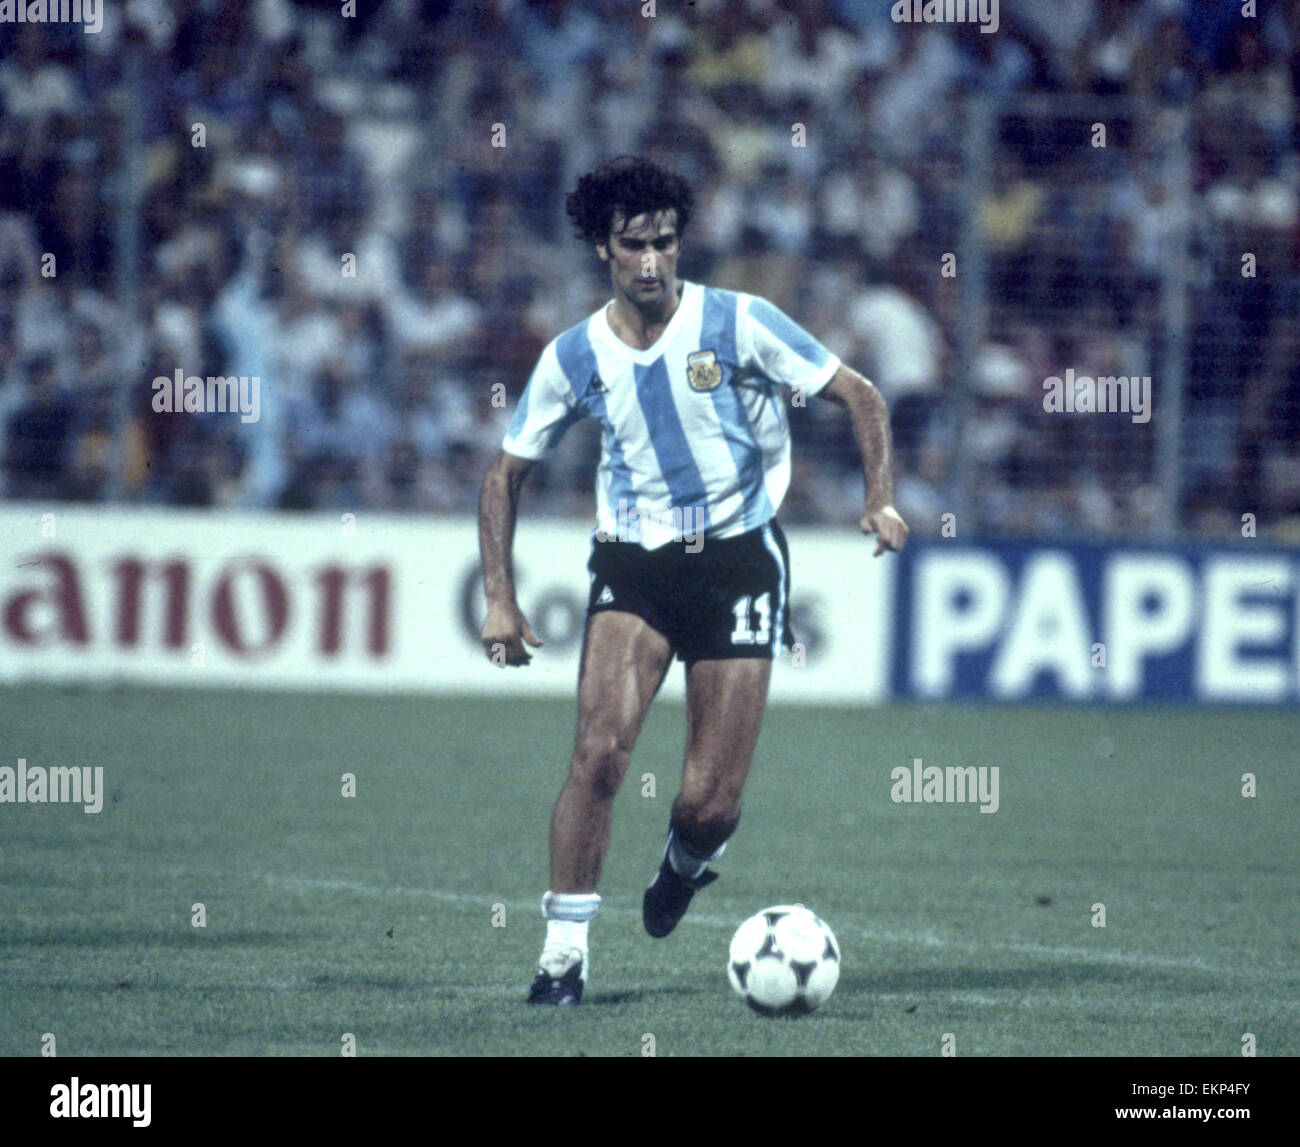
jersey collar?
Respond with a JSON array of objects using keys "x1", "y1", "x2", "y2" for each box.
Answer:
[{"x1": 596, "y1": 280, "x2": 697, "y2": 363}]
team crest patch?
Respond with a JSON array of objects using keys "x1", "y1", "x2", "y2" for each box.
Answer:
[{"x1": 686, "y1": 350, "x2": 723, "y2": 392}]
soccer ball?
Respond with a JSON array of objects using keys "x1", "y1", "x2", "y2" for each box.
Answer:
[{"x1": 727, "y1": 904, "x2": 840, "y2": 1017}]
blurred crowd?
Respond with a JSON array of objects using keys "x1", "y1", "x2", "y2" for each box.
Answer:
[{"x1": 0, "y1": 0, "x2": 1297, "y2": 538}]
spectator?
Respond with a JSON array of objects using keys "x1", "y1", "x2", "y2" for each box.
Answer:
[{"x1": 5, "y1": 353, "x2": 72, "y2": 500}]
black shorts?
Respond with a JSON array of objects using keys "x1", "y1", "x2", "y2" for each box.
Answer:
[{"x1": 586, "y1": 519, "x2": 794, "y2": 662}]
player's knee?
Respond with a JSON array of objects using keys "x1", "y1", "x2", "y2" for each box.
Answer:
[{"x1": 571, "y1": 731, "x2": 633, "y2": 801}]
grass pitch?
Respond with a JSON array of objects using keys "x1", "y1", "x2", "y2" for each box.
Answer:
[{"x1": 0, "y1": 684, "x2": 1296, "y2": 1057}]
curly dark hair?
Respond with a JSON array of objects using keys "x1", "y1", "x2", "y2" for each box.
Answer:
[{"x1": 564, "y1": 156, "x2": 694, "y2": 247}]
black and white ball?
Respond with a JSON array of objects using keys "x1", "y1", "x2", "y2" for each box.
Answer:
[{"x1": 727, "y1": 905, "x2": 840, "y2": 1016}]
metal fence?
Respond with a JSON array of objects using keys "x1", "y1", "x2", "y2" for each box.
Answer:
[{"x1": 0, "y1": 2, "x2": 1295, "y2": 541}]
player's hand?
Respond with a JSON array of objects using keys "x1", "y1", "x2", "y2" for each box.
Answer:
[
  {"x1": 481, "y1": 600, "x2": 543, "y2": 667},
  {"x1": 860, "y1": 504, "x2": 909, "y2": 556}
]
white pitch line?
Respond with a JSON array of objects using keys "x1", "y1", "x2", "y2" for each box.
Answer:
[
  {"x1": 250, "y1": 871, "x2": 1275, "y2": 979},
  {"x1": 5, "y1": 858, "x2": 1282, "y2": 979},
  {"x1": 12, "y1": 856, "x2": 1291, "y2": 981}
]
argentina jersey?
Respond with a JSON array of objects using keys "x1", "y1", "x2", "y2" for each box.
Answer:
[{"x1": 502, "y1": 282, "x2": 841, "y2": 549}]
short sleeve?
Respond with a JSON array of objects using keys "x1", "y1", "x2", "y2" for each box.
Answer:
[
  {"x1": 737, "y1": 295, "x2": 840, "y2": 396},
  {"x1": 501, "y1": 342, "x2": 585, "y2": 460}
]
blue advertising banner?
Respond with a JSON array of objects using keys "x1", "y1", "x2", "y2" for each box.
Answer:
[{"x1": 891, "y1": 540, "x2": 1298, "y2": 705}]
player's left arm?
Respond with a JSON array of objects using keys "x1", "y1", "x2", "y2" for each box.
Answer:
[{"x1": 816, "y1": 365, "x2": 909, "y2": 556}]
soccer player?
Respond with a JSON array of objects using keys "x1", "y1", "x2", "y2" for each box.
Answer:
[{"x1": 478, "y1": 157, "x2": 908, "y2": 1005}]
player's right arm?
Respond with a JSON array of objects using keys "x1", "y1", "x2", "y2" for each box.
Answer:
[
  {"x1": 479, "y1": 337, "x2": 586, "y2": 665},
  {"x1": 478, "y1": 449, "x2": 543, "y2": 666}
]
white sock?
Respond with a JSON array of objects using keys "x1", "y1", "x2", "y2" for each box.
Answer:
[
  {"x1": 544, "y1": 918, "x2": 589, "y2": 955},
  {"x1": 668, "y1": 830, "x2": 724, "y2": 880},
  {"x1": 540, "y1": 891, "x2": 600, "y2": 968}
]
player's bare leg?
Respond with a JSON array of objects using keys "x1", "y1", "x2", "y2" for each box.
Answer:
[
  {"x1": 529, "y1": 609, "x2": 671, "y2": 1004},
  {"x1": 675, "y1": 656, "x2": 771, "y2": 849},
  {"x1": 643, "y1": 657, "x2": 772, "y2": 937},
  {"x1": 551, "y1": 609, "x2": 672, "y2": 889}
]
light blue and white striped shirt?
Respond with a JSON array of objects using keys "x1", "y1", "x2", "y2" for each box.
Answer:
[{"x1": 503, "y1": 282, "x2": 840, "y2": 549}]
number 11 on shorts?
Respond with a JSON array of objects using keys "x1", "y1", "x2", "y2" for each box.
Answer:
[{"x1": 730, "y1": 592, "x2": 772, "y2": 645}]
